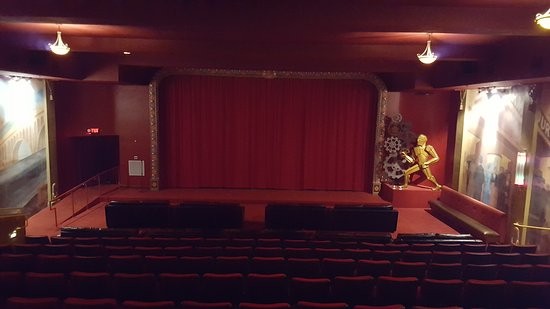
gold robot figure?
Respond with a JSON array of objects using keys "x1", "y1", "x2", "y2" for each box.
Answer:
[{"x1": 400, "y1": 134, "x2": 442, "y2": 190}]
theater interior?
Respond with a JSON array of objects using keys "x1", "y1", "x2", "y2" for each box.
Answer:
[{"x1": 0, "y1": 1, "x2": 550, "y2": 308}]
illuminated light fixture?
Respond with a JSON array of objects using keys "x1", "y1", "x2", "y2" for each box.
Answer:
[
  {"x1": 515, "y1": 151, "x2": 527, "y2": 185},
  {"x1": 417, "y1": 33, "x2": 437, "y2": 64},
  {"x1": 49, "y1": 25, "x2": 70, "y2": 55},
  {"x1": 535, "y1": 8, "x2": 550, "y2": 29},
  {"x1": 123, "y1": 51, "x2": 131, "y2": 55}
]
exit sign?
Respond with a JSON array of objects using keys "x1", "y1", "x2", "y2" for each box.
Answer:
[{"x1": 86, "y1": 128, "x2": 100, "y2": 134}]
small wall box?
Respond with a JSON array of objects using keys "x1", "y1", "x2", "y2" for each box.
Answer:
[{"x1": 128, "y1": 160, "x2": 145, "y2": 176}]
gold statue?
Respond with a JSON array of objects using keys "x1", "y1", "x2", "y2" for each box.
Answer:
[{"x1": 401, "y1": 134, "x2": 442, "y2": 190}]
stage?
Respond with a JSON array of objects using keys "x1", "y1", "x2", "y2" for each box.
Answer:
[
  {"x1": 26, "y1": 186, "x2": 459, "y2": 237},
  {"x1": 100, "y1": 187, "x2": 391, "y2": 207}
]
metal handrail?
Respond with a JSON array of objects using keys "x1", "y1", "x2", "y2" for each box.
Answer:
[
  {"x1": 513, "y1": 222, "x2": 550, "y2": 231},
  {"x1": 48, "y1": 166, "x2": 119, "y2": 226},
  {"x1": 512, "y1": 222, "x2": 550, "y2": 245}
]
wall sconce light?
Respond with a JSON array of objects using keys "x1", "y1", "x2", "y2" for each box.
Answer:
[
  {"x1": 535, "y1": 8, "x2": 550, "y2": 29},
  {"x1": 417, "y1": 33, "x2": 437, "y2": 64},
  {"x1": 49, "y1": 25, "x2": 70, "y2": 55},
  {"x1": 515, "y1": 151, "x2": 527, "y2": 185}
]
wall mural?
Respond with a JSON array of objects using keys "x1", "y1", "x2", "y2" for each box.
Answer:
[
  {"x1": 458, "y1": 87, "x2": 531, "y2": 214},
  {"x1": 529, "y1": 107, "x2": 550, "y2": 251},
  {"x1": 0, "y1": 76, "x2": 48, "y2": 217}
]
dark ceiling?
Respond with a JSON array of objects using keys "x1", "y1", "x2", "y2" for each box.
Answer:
[{"x1": 1, "y1": 0, "x2": 550, "y2": 91}]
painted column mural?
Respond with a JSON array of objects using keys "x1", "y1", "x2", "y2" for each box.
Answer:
[
  {"x1": 458, "y1": 87, "x2": 531, "y2": 214},
  {"x1": 0, "y1": 76, "x2": 48, "y2": 217}
]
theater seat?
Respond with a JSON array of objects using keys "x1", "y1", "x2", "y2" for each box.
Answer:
[
  {"x1": 239, "y1": 303, "x2": 291, "y2": 309},
  {"x1": 295, "y1": 301, "x2": 348, "y2": 309},
  {"x1": 6, "y1": 296, "x2": 59, "y2": 309},
  {"x1": 375, "y1": 276, "x2": 419, "y2": 307},
  {"x1": 121, "y1": 300, "x2": 177, "y2": 309},
  {"x1": 63, "y1": 297, "x2": 118, "y2": 309},
  {"x1": 181, "y1": 301, "x2": 233, "y2": 309}
]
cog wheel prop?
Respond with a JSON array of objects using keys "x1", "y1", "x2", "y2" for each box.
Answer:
[
  {"x1": 384, "y1": 136, "x2": 403, "y2": 154},
  {"x1": 383, "y1": 153, "x2": 407, "y2": 180},
  {"x1": 391, "y1": 113, "x2": 403, "y2": 123}
]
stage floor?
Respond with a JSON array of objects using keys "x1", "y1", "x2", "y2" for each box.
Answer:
[
  {"x1": 100, "y1": 187, "x2": 391, "y2": 206},
  {"x1": 26, "y1": 187, "x2": 458, "y2": 237}
]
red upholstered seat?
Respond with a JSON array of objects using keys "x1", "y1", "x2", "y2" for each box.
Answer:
[
  {"x1": 63, "y1": 297, "x2": 118, "y2": 309},
  {"x1": 250, "y1": 257, "x2": 287, "y2": 274},
  {"x1": 181, "y1": 301, "x2": 233, "y2": 309},
  {"x1": 508, "y1": 280, "x2": 550, "y2": 308},
  {"x1": 6, "y1": 296, "x2": 59, "y2": 309},
  {"x1": 34, "y1": 254, "x2": 72, "y2": 274},
  {"x1": 108, "y1": 254, "x2": 144, "y2": 274},
  {"x1": 144, "y1": 255, "x2": 180, "y2": 274},
  {"x1": 426, "y1": 263, "x2": 462, "y2": 280},
  {"x1": 320, "y1": 258, "x2": 356, "y2": 278},
  {"x1": 179, "y1": 256, "x2": 215, "y2": 274},
  {"x1": 356, "y1": 259, "x2": 392, "y2": 277},
  {"x1": 214, "y1": 256, "x2": 250, "y2": 274},
  {"x1": 246, "y1": 273, "x2": 289, "y2": 304},
  {"x1": 401, "y1": 250, "x2": 432, "y2": 263},
  {"x1": 112, "y1": 272, "x2": 157, "y2": 302},
  {"x1": 463, "y1": 279, "x2": 507, "y2": 308},
  {"x1": 290, "y1": 277, "x2": 332, "y2": 303},
  {"x1": 239, "y1": 302, "x2": 291, "y2": 309},
  {"x1": 430, "y1": 251, "x2": 462, "y2": 264},
  {"x1": 157, "y1": 273, "x2": 201, "y2": 302},
  {"x1": 392, "y1": 261, "x2": 427, "y2": 279},
  {"x1": 418, "y1": 278, "x2": 464, "y2": 307},
  {"x1": 295, "y1": 301, "x2": 348, "y2": 309},
  {"x1": 287, "y1": 258, "x2": 321, "y2": 278},
  {"x1": 462, "y1": 264, "x2": 498, "y2": 280},
  {"x1": 69, "y1": 271, "x2": 113, "y2": 299},
  {"x1": 331, "y1": 275, "x2": 375, "y2": 305},
  {"x1": 375, "y1": 276, "x2": 419, "y2": 307},
  {"x1": 201, "y1": 272, "x2": 245, "y2": 303},
  {"x1": 24, "y1": 272, "x2": 67, "y2": 298},
  {"x1": 121, "y1": 300, "x2": 177, "y2": 309}
]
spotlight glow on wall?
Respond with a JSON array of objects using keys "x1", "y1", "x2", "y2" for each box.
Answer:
[{"x1": 0, "y1": 77, "x2": 37, "y2": 129}]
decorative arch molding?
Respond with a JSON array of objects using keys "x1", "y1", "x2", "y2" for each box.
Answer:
[{"x1": 149, "y1": 68, "x2": 388, "y2": 193}]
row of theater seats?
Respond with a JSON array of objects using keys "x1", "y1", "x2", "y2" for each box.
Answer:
[
  {"x1": 1, "y1": 254, "x2": 549, "y2": 282},
  {"x1": 2, "y1": 243, "x2": 548, "y2": 268},
  {"x1": 0, "y1": 271, "x2": 548, "y2": 308},
  {"x1": 0, "y1": 298, "x2": 457, "y2": 309},
  {"x1": 104, "y1": 201, "x2": 398, "y2": 232},
  {"x1": 105, "y1": 202, "x2": 245, "y2": 229},
  {"x1": 264, "y1": 204, "x2": 398, "y2": 232},
  {"x1": 25, "y1": 234, "x2": 536, "y2": 253}
]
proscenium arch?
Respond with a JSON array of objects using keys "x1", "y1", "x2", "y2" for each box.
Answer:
[{"x1": 149, "y1": 69, "x2": 388, "y2": 193}]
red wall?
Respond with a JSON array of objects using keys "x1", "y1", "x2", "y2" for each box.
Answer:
[
  {"x1": 396, "y1": 91, "x2": 459, "y2": 187},
  {"x1": 54, "y1": 82, "x2": 150, "y2": 192}
]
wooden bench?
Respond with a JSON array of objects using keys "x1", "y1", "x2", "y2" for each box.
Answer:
[{"x1": 428, "y1": 186, "x2": 507, "y2": 243}]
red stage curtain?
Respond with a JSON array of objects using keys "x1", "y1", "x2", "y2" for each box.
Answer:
[{"x1": 158, "y1": 75, "x2": 377, "y2": 191}]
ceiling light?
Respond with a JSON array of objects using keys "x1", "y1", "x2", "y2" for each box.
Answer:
[
  {"x1": 535, "y1": 8, "x2": 550, "y2": 29},
  {"x1": 417, "y1": 33, "x2": 437, "y2": 64},
  {"x1": 49, "y1": 26, "x2": 70, "y2": 55}
]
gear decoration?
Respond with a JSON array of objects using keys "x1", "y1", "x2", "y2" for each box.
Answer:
[
  {"x1": 391, "y1": 113, "x2": 403, "y2": 123},
  {"x1": 384, "y1": 136, "x2": 402, "y2": 154},
  {"x1": 383, "y1": 153, "x2": 406, "y2": 180}
]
